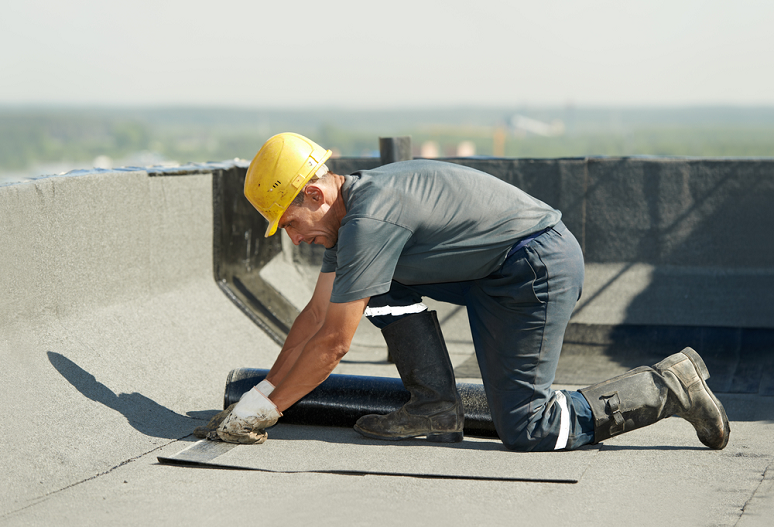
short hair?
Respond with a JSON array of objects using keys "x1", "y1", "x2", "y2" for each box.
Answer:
[{"x1": 290, "y1": 164, "x2": 329, "y2": 207}]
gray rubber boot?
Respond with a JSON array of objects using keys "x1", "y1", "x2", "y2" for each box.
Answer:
[
  {"x1": 579, "y1": 347, "x2": 730, "y2": 449},
  {"x1": 354, "y1": 310, "x2": 465, "y2": 443}
]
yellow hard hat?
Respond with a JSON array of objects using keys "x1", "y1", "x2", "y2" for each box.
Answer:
[{"x1": 245, "y1": 132, "x2": 332, "y2": 237}]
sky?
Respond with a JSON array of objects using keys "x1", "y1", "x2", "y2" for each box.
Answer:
[{"x1": 1, "y1": 0, "x2": 773, "y2": 108}]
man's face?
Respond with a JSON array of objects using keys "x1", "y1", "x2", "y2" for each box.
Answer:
[{"x1": 278, "y1": 194, "x2": 338, "y2": 249}]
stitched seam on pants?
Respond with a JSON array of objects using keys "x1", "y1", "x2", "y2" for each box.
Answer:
[
  {"x1": 522, "y1": 248, "x2": 546, "y2": 305},
  {"x1": 526, "y1": 246, "x2": 550, "y2": 413}
]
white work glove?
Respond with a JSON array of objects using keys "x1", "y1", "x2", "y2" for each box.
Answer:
[{"x1": 216, "y1": 384, "x2": 282, "y2": 444}]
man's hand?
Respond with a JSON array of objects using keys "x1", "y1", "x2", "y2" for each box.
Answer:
[
  {"x1": 194, "y1": 380, "x2": 275, "y2": 442},
  {"x1": 215, "y1": 382, "x2": 282, "y2": 444}
]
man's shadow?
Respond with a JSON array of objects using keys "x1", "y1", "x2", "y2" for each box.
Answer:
[{"x1": 47, "y1": 351, "x2": 218, "y2": 440}]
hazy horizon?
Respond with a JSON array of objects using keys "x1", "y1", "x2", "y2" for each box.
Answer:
[{"x1": 3, "y1": 104, "x2": 774, "y2": 186}]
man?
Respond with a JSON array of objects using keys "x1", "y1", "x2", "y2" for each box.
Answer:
[{"x1": 212, "y1": 132, "x2": 730, "y2": 452}]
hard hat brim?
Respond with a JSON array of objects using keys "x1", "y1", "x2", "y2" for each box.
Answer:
[{"x1": 265, "y1": 218, "x2": 279, "y2": 238}]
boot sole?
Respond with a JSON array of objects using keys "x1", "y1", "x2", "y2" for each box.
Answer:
[
  {"x1": 679, "y1": 347, "x2": 731, "y2": 450},
  {"x1": 353, "y1": 424, "x2": 463, "y2": 443}
]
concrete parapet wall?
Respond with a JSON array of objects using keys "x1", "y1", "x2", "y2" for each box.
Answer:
[{"x1": 1, "y1": 170, "x2": 209, "y2": 322}]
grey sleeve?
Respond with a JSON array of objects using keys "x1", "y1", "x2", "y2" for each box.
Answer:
[
  {"x1": 329, "y1": 217, "x2": 413, "y2": 303},
  {"x1": 321, "y1": 246, "x2": 337, "y2": 273}
]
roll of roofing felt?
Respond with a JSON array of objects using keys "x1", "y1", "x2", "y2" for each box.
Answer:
[{"x1": 224, "y1": 369, "x2": 497, "y2": 438}]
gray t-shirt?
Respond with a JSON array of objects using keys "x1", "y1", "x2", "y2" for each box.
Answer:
[{"x1": 321, "y1": 159, "x2": 561, "y2": 303}]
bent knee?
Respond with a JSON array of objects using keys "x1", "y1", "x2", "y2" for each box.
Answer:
[
  {"x1": 499, "y1": 429, "x2": 541, "y2": 452},
  {"x1": 497, "y1": 421, "x2": 566, "y2": 452}
]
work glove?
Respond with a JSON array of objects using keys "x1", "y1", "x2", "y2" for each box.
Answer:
[
  {"x1": 193, "y1": 380, "x2": 275, "y2": 442},
  {"x1": 216, "y1": 381, "x2": 282, "y2": 444}
]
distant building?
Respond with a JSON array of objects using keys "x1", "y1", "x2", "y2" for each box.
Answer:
[
  {"x1": 420, "y1": 141, "x2": 439, "y2": 158},
  {"x1": 457, "y1": 141, "x2": 476, "y2": 157},
  {"x1": 510, "y1": 115, "x2": 565, "y2": 137}
]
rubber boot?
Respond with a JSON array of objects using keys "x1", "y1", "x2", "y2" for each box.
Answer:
[
  {"x1": 354, "y1": 310, "x2": 465, "y2": 442},
  {"x1": 579, "y1": 347, "x2": 730, "y2": 449}
]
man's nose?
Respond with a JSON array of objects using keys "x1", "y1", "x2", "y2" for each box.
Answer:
[{"x1": 287, "y1": 230, "x2": 303, "y2": 246}]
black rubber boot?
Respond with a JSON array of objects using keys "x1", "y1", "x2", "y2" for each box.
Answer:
[
  {"x1": 354, "y1": 310, "x2": 465, "y2": 443},
  {"x1": 579, "y1": 347, "x2": 730, "y2": 449}
]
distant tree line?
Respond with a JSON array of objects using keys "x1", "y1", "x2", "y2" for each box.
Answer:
[{"x1": 2, "y1": 107, "x2": 774, "y2": 175}]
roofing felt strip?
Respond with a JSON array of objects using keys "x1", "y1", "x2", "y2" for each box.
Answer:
[{"x1": 158, "y1": 424, "x2": 596, "y2": 483}]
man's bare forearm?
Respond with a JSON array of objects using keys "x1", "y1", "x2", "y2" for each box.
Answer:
[
  {"x1": 270, "y1": 297, "x2": 369, "y2": 412},
  {"x1": 269, "y1": 327, "x2": 348, "y2": 412},
  {"x1": 266, "y1": 306, "x2": 325, "y2": 386},
  {"x1": 265, "y1": 272, "x2": 334, "y2": 386}
]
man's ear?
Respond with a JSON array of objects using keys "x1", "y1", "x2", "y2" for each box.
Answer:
[{"x1": 305, "y1": 184, "x2": 323, "y2": 204}]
